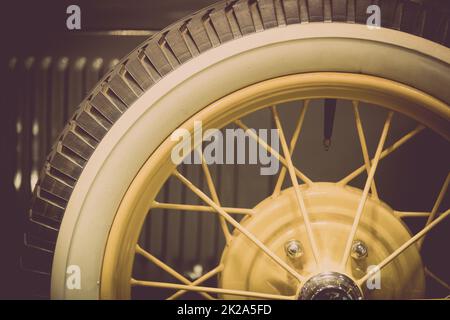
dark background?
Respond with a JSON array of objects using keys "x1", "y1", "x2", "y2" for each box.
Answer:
[{"x1": 0, "y1": 0, "x2": 449, "y2": 299}]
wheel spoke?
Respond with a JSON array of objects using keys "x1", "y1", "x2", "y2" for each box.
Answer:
[
  {"x1": 273, "y1": 101, "x2": 309, "y2": 197},
  {"x1": 198, "y1": 150, "x2": 232, "y2": 243},
  {"x1": 425, "y1": 267, "x2": 450, "y2": 291},
  {"x1": 152, "y1": 202, "x2": 254, "y2": 215},
  {"x1": 340, "y1": 111, "x2": 394, "y2": 269},
  {"x1": 135, "y1": 245, "x2": 214, "y2": 299},
  {"x1": 173, "y1": 169, "x2": 305, "y2": 283},
  {"x1": 131, "y1": 278, "x2": 296, "y2": 300},
  {"x1": 394, "y1": 211, "x2": 431, "y2": 218},
  {"x1": 419, "y1": 172, "x2": 450, "y2": 248},
  {"x1": 339, "y1": 125, "x2": 425, "y2": 186},
  {"x1": 272, "y1": 105, "x2": 320, "y2": 266},
  {"x1": 234, "y1": 119, "x2": 313, "y2": 186},
  {"x1": 353, "y1": 101, "x2": 378, "y2": 199},
  {"x1": 357, "y1": 209, "x2": 450, "y2": 286},
  {"x1": 167, "y1": 265, "x2": 224, "y2": 300}
]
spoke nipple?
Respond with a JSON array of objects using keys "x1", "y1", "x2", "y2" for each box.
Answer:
[
  {"x1": 285, "y1": 240, "x2": 303, "y2": 259},
  {"x1": 351, "y1": 240, "x2": 368, "y2": 260}
]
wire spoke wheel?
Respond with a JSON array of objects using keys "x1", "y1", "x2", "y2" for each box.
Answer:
[
  {"x1": 100, "y1": 73, "x2": 449, "y2": 300},
  {"x1": 26, "y1": 0, "x2": 450, "y2": 300}
]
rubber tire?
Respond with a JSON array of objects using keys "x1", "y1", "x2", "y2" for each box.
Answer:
[{"x1": 24, "y1": 0, "x2": 450, "y2": 298}]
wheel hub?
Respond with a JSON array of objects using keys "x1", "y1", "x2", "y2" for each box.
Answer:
[
  {"x1": 300, "y1": 272, "x2": 362, "y2": 300},
  {"x1": 219, "y1": 183, "x2": 425, "y2": 299}
]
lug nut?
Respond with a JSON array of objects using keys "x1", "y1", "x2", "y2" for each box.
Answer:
[
  {"x1": 351, "y1": 240, "x2": 368, "y2": 260},
  {"x1": 285, "y1": 240, "x2": 303, "y2": 259}
]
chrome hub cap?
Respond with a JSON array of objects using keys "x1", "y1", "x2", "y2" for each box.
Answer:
[{"x1": 300, "y1": 272, "x2": 362, "y2": 300}]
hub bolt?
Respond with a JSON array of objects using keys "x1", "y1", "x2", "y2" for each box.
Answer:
[
  {"x1": 351, "y1": 240, "x2": 368, "y2": 260},
  {"x1": 285, "y1": 240, "x2": 303, "y2": 259}
]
